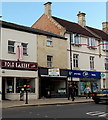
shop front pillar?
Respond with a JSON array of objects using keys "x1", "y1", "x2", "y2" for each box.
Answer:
[
  {"x1": 35, "y1": 77, "x2": 39, "y2": 99},
  {"x1": 14, "y1": 77, "x2": 16, "y2": 93},
  {"x1": 0, "y1": 76, "x2": 2, "y2": 101}
]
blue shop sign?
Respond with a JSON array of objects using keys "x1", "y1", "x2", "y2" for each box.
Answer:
[{"x1": 68, "y1": 70, "x2": 101, "y2": 79}]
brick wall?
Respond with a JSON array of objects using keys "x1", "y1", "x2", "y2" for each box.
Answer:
[{"x1": 32, "y1": 14, "x2": 61, "y2": 35}]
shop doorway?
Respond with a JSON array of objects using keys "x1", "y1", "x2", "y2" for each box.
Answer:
[
  {"x1": 2, "y1": 78, "x2": 6, "y2": 100},
  {"x1": 40, "y1": 77, "x2": 67, "y2": 98}
]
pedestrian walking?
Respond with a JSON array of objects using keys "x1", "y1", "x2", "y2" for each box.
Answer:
[
  {"x1": 84, "y1": 86, "x2": 91, "y2": 99},
  {"x1": 68, "y1": 84, "x2": 75, "y2": 101}
]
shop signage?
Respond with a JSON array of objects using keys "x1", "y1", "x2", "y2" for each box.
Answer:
[
  {"x1": 68, "y1": 70, "x2": 101, "y2": 79},
  {"x1": 1, "y1": 60, "x2": 38, "y2": 71},
  {"x1": 49, "y1": 68, "x2": 60, "y2": 76}
]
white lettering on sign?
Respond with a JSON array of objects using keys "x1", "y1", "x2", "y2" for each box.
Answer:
[
  {"x1": 74, "y1": 73, "x2": 81, "y2": 75},
  {"x1": 1, "y1": 60, "x2": 37, "y2": 71},
  {"x1": 91, "y1": 74, "x2": 96, "y2": 76}
]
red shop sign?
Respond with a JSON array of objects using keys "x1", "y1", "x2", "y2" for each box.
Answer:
[{"x1": 1, "y1": 60, "x2": 38, "y2": 71}]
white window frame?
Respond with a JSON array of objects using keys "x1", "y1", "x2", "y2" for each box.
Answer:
[
  {"x1": 8, "y1": 40, "x2": 15, "y2": 53},
  {"x1": 21, "y1": 43, "x2": 28, "y2": 55},
  {"x1": 46, "y1": 36, "x2": 52, "y2": 46},
  {"x1": 73, "y1": 54, "x2": 79, "y2": 68},
  {"x1": 90, "y1": 56, "x2": 94, "y2": 69},
  {"x1": 71, "y1": 33, "x2": 81, "y2": 45},
  {"x1": 87, "y1": 38, "x2": 96, "y2": 47},
  {"x1": 102, "y1": 41, "x2": 108, "y2": 50}
]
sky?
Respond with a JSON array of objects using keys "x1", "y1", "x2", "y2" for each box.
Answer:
[{"x1": 0, "y1": 1, "x2": 107, "y2": 30}]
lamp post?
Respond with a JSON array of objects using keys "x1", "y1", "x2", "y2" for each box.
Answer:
[{"x1": 69, "y1": 33, "x2": 73, "y2": 85}]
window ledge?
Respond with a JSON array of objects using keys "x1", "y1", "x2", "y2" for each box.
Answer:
[
  {"x1": 87, "y1": 46, "x2": 97, "y2": 49},
  {"x1": 90, "y1": 69, "x2": 96, "y2": 71},
  {"x1": 73, "y1": 67, "x2": 80, "y2": 70},
  {"x1": 103, "y1": 49, "x2": 108, "y2": 52},
  {"x1": 46, "y1": 45, "x2": 53, "y2": 47},
  {"x1": 23, "y1": 54, "x2": 28, "y2": 56},
  {"x1": 8, "y1": 52, "x2": 16, "y2": 54},
  {"x1": 71, "y1": 43, "x2": 82, "y2": 47}
]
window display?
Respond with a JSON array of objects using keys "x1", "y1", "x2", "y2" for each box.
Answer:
[
  {"x1": 7, "y1": 78, "x2": 14, "y2": 93},
  {"x1": 16, "y1": 78, "x2": 35, "y2": 93}
]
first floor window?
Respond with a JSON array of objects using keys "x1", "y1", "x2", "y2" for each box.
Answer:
[
  {"x1": 90, "y1": 56, "x2": 94, "y2": 69},
  {"x1": 21, "y1": 43, "x2": 28, "y2": 55},
  {"x1": 102, "y1": 41, "x2": 108, "y2": 50},
  {"x1": 71, "y1": 33, "x2": 80, "y2": 45},
  {"x1": 105, "y1": 58, "x2": 108, "y2": 70},
  {"x1": 47, "y1": 55, "x2": 53, "y2": 68},
  {"x1": 87, "y1": 38, "x2": 95, "y2": 47},
  {"x1": 8, "y1": 40, "x2": 15, "y2": 53},
  {"x1": 73, "y1": 54, "x2": 79, "y2": 68}
]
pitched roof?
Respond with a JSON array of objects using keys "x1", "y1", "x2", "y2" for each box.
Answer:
[
  {"x1": 0, "y1": 20, "x2": 66, "y2": 40},
  {"x1": 52, "y1": 16, "x2": 99, "y2": 39},
  {"x1": 86, "y1": 26, "x2": 108, "y2": 41}
]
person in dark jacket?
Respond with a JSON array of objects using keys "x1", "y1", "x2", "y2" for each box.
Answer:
[{"x1": 68, "y1": 84, "x2": 75, "y2": 101}]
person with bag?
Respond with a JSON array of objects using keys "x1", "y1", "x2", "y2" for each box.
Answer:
[
  {"x1": 68, "y1": 84, "x2": 75, "y2": 101},
  {"x1": 84, "y1": 86, "x2": 91, "y2": 99}
]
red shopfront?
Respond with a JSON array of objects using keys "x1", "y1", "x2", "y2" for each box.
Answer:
[{"x1": 1, "y1": 60, "x2": 38, "y2": 100}]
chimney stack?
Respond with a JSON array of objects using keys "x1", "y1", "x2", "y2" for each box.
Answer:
[
  {"x1": 44, "y1": 2, "x2": 52, "y2": 16},
  {"x1": 102, "y1": 22, "x2": 108, "y2": 33},
  {"x1": 77, "y1": 11, "x2": 86, "y2": 27}
]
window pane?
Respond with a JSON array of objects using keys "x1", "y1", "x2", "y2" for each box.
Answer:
[
  {"x1": 73, "y1": 54, "x2": 79, "y2": 68},
  {"x1": 7, "y1": 78, "x2": 14, "y2": 93},
  {"x1": 21, "y1": 43, "x2": 28, "y2": 55},
  {"x1": 47, "y1": 37, "x2": 52, "y2": 46},
  {"x1": 47, "y1": 56, "x2": 52, "y2": 67},
  {"x1": 8, "y1": 41, "x2": 15, "y2": 53},
  {"x1": 16, "y1": 78, "x2": 35, "y2": 93}
]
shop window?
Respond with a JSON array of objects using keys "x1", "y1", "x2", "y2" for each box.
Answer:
[
  {"x1": 46, "y1": 36, "x2": 52, "y2": 46},
  {"x1": 7, "y1": 78, "x2": 14, "y2": 93},
  {"x1": 90, "y1": 56, "x2": 94, "y2": 69},
  {"x1": 16, "y1": 78, "x2": 35, "y2": 93},
  {"x1": 8, "y1": 40, "x2": 15, "y2": 53},
  {"x1": 105, "y1": 58, "x2": 108, "y2": 70},
  {"x1": 21, "y1": 43, "x2": 28, "y2": 55},
  {"x1": 73, "y1": 54, "x2": 79, "y2": 68},
  {"x1": 47, "y1": 55, "x2": 53, "y2": 68}
]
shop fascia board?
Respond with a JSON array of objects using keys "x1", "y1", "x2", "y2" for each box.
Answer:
[{"x1": 41, "y1": 75, "x2": 67, "y2": 78}]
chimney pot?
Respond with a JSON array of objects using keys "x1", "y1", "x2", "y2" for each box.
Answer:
[
  {"x1": 102, "y1": 22, "x2": 108, "y2": 33},
  {"x1": 77, "y1": 11, "x2": 86, "y2": 26},
  {"x1": 44, "y1": 2, "x2": 52, "y2": 16}
]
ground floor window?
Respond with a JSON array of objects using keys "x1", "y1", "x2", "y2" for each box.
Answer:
[
  {"x1": 16, "y1": 78, "x2": 35, "y2": 93},
  {"x1": 6, "y1": 77, "x2": 14, "y2": 93},
  {"x1": 79, "y1": 78, "x2": 100, "y2": 96}
]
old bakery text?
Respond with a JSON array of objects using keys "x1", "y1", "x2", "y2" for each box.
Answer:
[{"x1": 1, "y1": 60, "x2": 38, "y2": 71}]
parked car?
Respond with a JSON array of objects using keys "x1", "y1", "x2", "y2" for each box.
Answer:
[
  {"x1": 92, "y1": 88, "x2": 108, "y2": 104},
  {"x1": 58, "y1": 88, "x2": 66, "y2": 94}
]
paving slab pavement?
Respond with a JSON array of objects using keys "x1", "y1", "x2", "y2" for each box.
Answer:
[{"x1": 1, "y1": 97, "x2": 94, "y2": 109}]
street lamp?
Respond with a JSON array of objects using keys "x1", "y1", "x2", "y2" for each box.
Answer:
[{"x1": 69, "y1": 33, "x2": 73, "y2": 85}]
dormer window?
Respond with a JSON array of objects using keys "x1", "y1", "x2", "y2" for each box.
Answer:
[
  {"x1": 71, "y1": 33, "x2": 81, "y2": 46},
  {"x1": 102, "y1": 41, "x2": 108, "y2": 50},
  {"x1": 87, "y1": 38, "x2": 96, "y2": 48}
]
